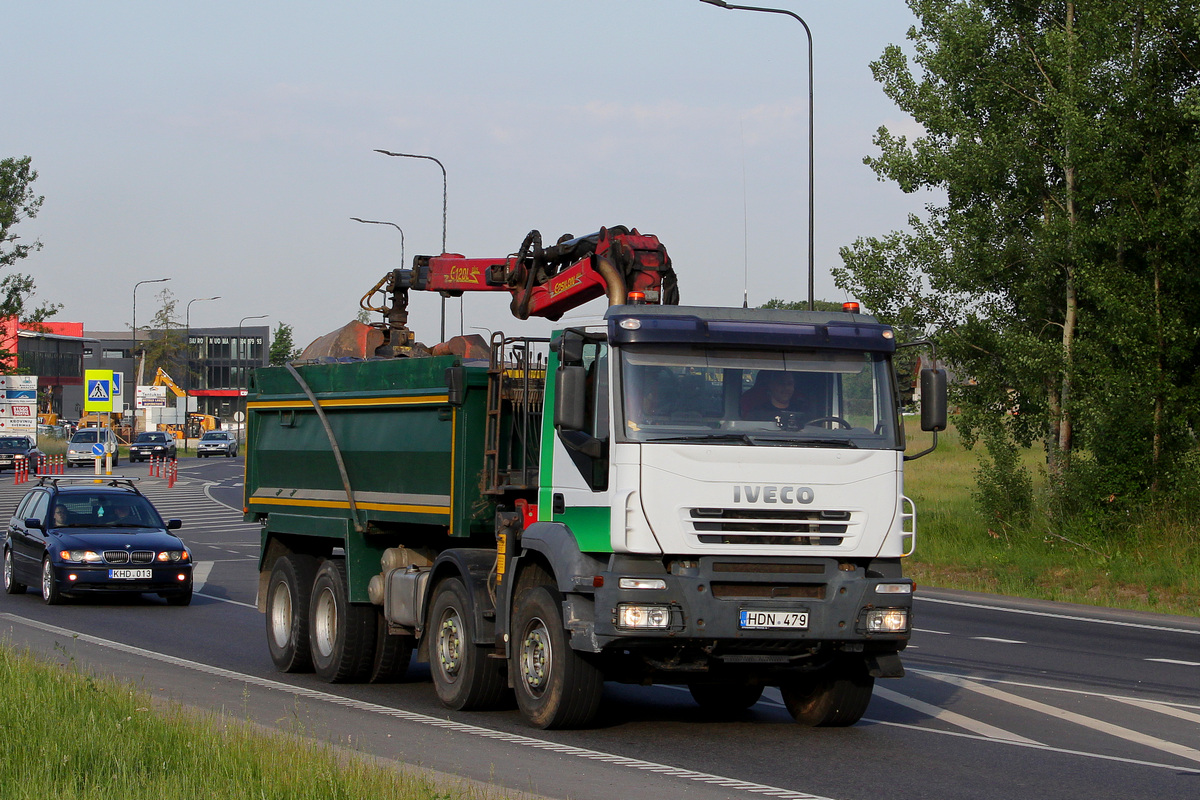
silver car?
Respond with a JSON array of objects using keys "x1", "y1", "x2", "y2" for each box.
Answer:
[
  {"x1": 66, "y1": 428, "x2": 119, "y2": 467},
  {"x1": 196, "y1": 431, "x2": 237, "y2": 458}
]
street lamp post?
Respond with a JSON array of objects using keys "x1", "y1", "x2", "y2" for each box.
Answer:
[
  {"x1": 185, "y1": 296, "x2": 221, "y2": 393},
  {"x1": 132, "y1": 277, "x2": 170, "y2": 435},
  {"x1": 349, "y1": 218, "x2": 405, "y2": 269},
  {"x1": 237, "y1": 314, "x2": 268, "y2": 441},
  {"x1": 374, "y1": 149, "x2": 449, "y2": 341},
  {"x1": 699, "y1": 0, "x2": 815, "y2": 310}
]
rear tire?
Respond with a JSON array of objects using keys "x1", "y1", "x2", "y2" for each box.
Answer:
[
  {"x1": 265, "y1": 554, "x2": 319, "y2": 672},
  {"x1": 369, "y1": 611, "x2": 414, "y2": 683},
  {"x1": 4, "y1": 548, "x2": 26, "y2": 594},
  {"x1": 780, "y1": 662, "x2": 874, "y2": 727},
  {"x1": 511, "y1": 585, "x2": 603, "y2": 729},
  {"x1": 309, "y1": 558, "x2": 376, "y2": 683},
  {"x1": 428, "y1": 577, "x2": 508, "y2": 710},
  {"x1": 688, "y1": 681, "x2": 764, "y2": 715}
]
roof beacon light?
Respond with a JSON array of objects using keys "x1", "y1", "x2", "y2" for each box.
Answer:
[
  {"x1": 627, "y1": 291, "x2": 646, "y2": 305},
  {"x1": 843, "y1": 302, "x2": 861, "y2": 314}
]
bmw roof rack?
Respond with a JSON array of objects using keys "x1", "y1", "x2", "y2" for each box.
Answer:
[{"x1": 35, "y1": 476, "x2": 142, "y2": 490}]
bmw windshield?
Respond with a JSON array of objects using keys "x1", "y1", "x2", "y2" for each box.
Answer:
[{"x1": 618, "y1": 345, "x2": 902, "y2": 450}]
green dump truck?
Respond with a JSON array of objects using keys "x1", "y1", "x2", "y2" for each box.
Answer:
[{"x1": 247, "y1": 228, "x2": 946, "y2": 729}]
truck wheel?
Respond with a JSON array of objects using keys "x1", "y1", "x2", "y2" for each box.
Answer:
[
  {"x1": 429, "y1": 577, "x2": 507, "y2": 710},
  {"x1": 309, "y1": 558, "x2": 377, "y2": 683},
  {"x1": 780, "y1": 663, "x2": 874, "y2": 727},
  {"x1": 369, "y1": 611, "x2": 413, "y2": 683},
  {"x1": 688, "y1": 682, "x2": 764, "y2": 715},
  {"x1": 265, "y1": 554, "x2": 319, "y2": 672},
  {"x1": 510, "y1": 585, "x2": 603, "y2": 729}
]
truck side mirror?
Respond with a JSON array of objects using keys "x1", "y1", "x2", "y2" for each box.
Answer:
[
  {"x1": 554, "y1": 366, "x2": 587, "y2": 431},
  {"x1": 920, "y1": 368, "x2": 948, "y2": 432},
  {"x1": 445, "y1": 366, "x2": 467, "y2": 407},
  {"x1": 555, "y1": 336, "x2": 584, "y2": 366}
]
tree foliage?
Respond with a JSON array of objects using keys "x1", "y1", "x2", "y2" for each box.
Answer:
[
  {"x1": 141, "y1": 288, "x2": 185, "y2": 380},
  {"x1": 0, "y1": 156, "x2": 60, "y2": 369},
  {"x1": 269, "y1": 323, "x2": 300, "y2": 365},
  {"x1": 835, "y1": 1, "x2": 1200, "y2": 519}
]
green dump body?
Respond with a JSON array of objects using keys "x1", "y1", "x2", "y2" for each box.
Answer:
[{"x1": 244, "y1": 357, "x2": 493, "y2": 602}]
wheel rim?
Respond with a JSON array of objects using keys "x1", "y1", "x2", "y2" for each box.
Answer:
[
  {"x1": 3, "y1": 550, "x2": 12, "y2": 589},
  {"x1": 268, "y1": 581, "x2": 293, "y2": 649},
  {"x1": 41, "y1": 560, "x2": 52, "y2": 600},
  {"x1": 436, "y1": 608, "x2": 464, "y2": 680},
  {"x1": 312, "y1": 586, "x2": 338, "y2": 658},
  {"x1": 518, "y1": 615, "x2": 552, "y2": 697}
]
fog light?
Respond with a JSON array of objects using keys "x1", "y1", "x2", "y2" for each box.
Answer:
[
  {"x1": 865, "y1": 608, "x2": 909, "y2": 633},
  {"x1": 875, "y1": 583, "x2": 912, "y2": 595},
  {"x1": 616, "y1": 604, "x2": 670, "y2": 629},
  {"x1": 176, "y1": 574, "x2": 187, "y2": 581},
  {"x1": 68, "y1": 574, "x2": 77, "y2": 582},
  {"x1": 618, "y1": 577, "x2": 667, "y2": 590}
]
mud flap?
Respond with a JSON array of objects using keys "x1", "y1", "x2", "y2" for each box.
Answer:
[{"x1": 867, "y1": 652, "x2": 905, "y2": 678}]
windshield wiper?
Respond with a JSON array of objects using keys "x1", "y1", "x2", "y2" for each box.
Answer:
[{"x1": 645, "y1": 433, "x2": 758, "y2": 445}]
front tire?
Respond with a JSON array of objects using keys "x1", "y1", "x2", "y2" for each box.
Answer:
[
  {"x1": 4, "y1": 548, "x2": 26, "y2": 594},
  {"x1": 510, "y1": 585, "x2": 603, "y2": 729},
  {"x1": 308, "y1": 558, "x2": 376, "y2": 683},
  {"x1": 428, "y1": 577, "x2": 508, "y2": 710},
  {"x1": 265, "y1": 554, "x2": 319, "y2": 672},
  {"x1": 780, "y1": 662, "x2": 874, "y2": 727},
  {"x1": 41, "y1": 557, "x2": 63, "y2": 605}
]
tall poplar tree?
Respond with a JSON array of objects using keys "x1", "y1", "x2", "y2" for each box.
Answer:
[{"x1": 836, "y1": 1, "x2": 1200, "y2": 516}]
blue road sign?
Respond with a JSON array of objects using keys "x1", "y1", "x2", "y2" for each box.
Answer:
[{"x1": 92, "y1": 443, "x2": 104, "y2": 457}]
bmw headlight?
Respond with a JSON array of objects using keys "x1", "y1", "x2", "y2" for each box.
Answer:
[{"x1": 59, "y1": 550, "x2": 103, "y2": 563}]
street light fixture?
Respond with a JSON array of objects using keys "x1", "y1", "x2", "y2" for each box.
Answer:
[
  {"x1": 699, "y1": 0, "x2": 815, "y2": 310},
  {"x1": 374, "y1": 149, "x2": 450, "y2": 341},
  {"x1": 185, "y1": 296, "x2": 221, "y2": 393},
  {"x1": 350, "y1": 218, "x2": 405, "y2": 270},
  {"x1": 132, "y1": 277, "x2": 170, "y2": 434}
]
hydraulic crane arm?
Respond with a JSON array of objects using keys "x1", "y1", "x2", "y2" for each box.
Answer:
[{"x1": 362, "y1": 226, "x2": 679, "y2": 356}]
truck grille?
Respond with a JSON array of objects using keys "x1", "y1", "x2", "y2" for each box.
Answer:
[{"x1": 688, "y1": 508, "x2": 854, "y2": 546}]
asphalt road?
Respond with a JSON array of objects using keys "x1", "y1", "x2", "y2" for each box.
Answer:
[{"x1": 1, "y1": 459, "x2": 1197, "y2": 800}]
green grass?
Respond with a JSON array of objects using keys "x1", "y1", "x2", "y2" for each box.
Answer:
[
  {"x1": 0, "y1": 644, "x2": 510, "y2": 800},
  {"x1": 903, "y1": 420, "x2": 1200, "y2": 616}
]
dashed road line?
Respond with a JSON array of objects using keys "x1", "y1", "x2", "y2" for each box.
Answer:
[
  {"x1": 971, "y1": 637, "x2": 1025, "y2": 644},
  {"x1": 919, "y1": 596, "x2": 1200, "y2": 637},
  {"x1": 1145, "y1": 658, "x2": 1200, "y2": 667}
]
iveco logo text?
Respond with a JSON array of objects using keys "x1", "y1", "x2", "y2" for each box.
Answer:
[{"x1": 733, "y1": 485, "x2": 814, "y2": 504}]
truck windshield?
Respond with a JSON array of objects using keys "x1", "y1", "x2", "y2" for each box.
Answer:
[{"x1": 618, "y1": 345, "x2": 901, "y2": 449}]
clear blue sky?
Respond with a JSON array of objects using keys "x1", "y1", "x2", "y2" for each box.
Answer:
[{"x1": 6, "y1": 1, "x2": 933, "y2": 349}]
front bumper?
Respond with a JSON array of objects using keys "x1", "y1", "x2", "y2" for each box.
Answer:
[
  {"x1": 576, "y1": 555, "x2": 912, "y2": 653},
  {"x1": 49, "y1": 562, "x2": 194, "y2": 595}
]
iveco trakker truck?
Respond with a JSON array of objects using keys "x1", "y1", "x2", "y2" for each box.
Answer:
[{"x1": 246, "y1": 226, "x2": 946, "y2": 729}]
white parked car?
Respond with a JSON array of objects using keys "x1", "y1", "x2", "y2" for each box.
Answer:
[{"x1": 196, "y1": 431, "x2": 238, "y2": 458}]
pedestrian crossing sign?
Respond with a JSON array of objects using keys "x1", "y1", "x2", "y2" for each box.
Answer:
[{"x1": 84, "y1": 369, "x2": 113, "y2": 412}]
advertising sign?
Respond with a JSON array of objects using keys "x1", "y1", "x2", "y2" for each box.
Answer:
[{"x1": 136, "y1": 385, "x2": 168, "y2": 408}]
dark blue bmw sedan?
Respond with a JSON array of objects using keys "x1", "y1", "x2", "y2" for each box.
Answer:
[{"x1": 2, "y1": 477, "x2": 193, "y2": 605}]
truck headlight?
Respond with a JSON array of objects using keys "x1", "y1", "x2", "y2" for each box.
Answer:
[
  {"x1": 864, "y1": 608, "x2": 909, "y2": 633},
  {"x1": 616, "y1": 603, "x2": 671, "y2": 630},
  {"x1": 875, "y1": 583, "x2": 912, "y2": 595}
]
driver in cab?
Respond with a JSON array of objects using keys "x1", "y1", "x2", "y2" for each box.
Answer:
[{"x1": 740, "y1": 370, "x2": 815, "y2": 421}]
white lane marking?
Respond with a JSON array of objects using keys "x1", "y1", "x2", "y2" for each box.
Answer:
[
  {"x1": 872, "y1": 685, "x2": 1040, "y2": 744},
  {"x1": 914, "y1": 628, "x2": 951, "y2": 635},
  {"x1": 192, "y1": 561, "x2": 214, "y2": 592},
  {"x1": 919, "y1": 596, "x2": 1200, "y2": 637},
  {"x1": 1146, "y1": 658, "x2": 1200, "y2": 667},
  {"x1": 2, "y1": 615, "x2": 834, "y2": 800},
  {"x1": 194, "y1": 593, "x2": 256, "y2": 609},
  {"x1": 971, "y1": 637, "x2": 1025, "y2": 645},
  {"x1": 1112, "y1": 697, "x2": 1200, "y2": 725},
  {"x1": 920, "y1": 671, "x2": 1200, "y2": 766},
  {"x1": 915, "y1": 668, "x2": 1200, "y2": 712},
  {"x1": 865, "y1": 718, "x2": 1200, "y2": 774}
]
